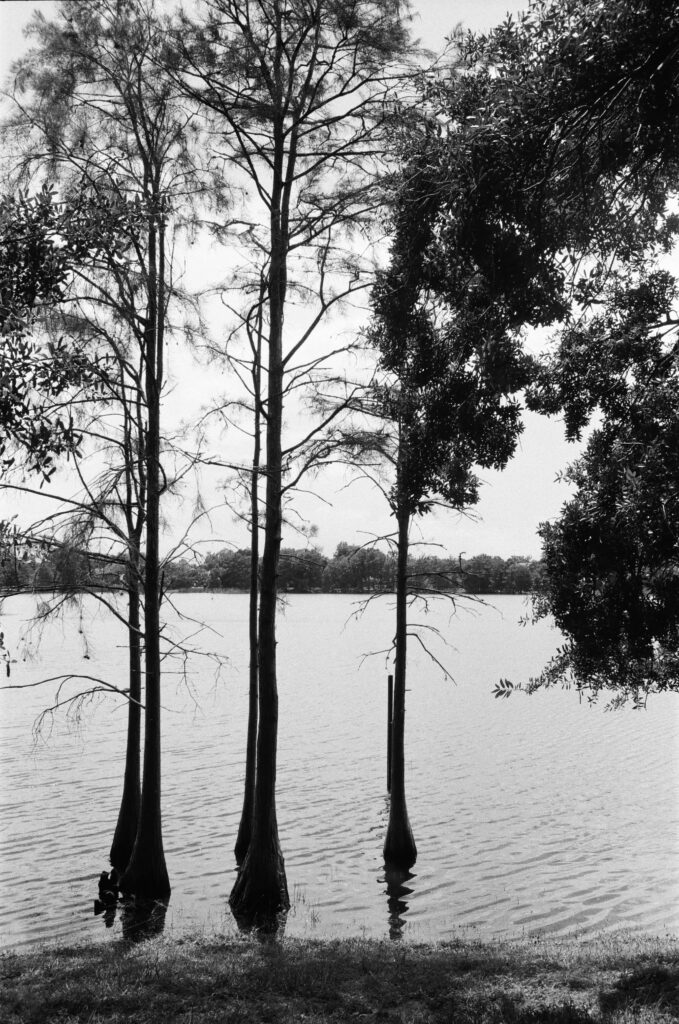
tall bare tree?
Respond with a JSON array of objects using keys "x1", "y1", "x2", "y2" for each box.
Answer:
[
  {"x1": 4, "y1": 0, "x2": 217, "y2": 899},
  {"x1": 175, "y1": 0, "x2": 416, "y2": 924}
]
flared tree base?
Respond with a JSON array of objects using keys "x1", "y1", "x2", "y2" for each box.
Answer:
[
  {"x1": 229, "y1": 842, "x2": 290, "y2": 934},
  {"x1": 383, "y1": 812, "x2": 417, "y2": 871},
  {"x1": 119, "y1": 863, "x2": 171, "y2": 901},
  {"x1": 119, "y1": 834, "x2": 171, "y2": 901}
]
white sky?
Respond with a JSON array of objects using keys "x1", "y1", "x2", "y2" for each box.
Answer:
[{"x1": 0, "y1": 0, "x2": 584, "y2": 561}]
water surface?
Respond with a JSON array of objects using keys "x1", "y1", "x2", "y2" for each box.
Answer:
[{"x1": 0, "y1": 592, "x2": 677, "y2": 947}]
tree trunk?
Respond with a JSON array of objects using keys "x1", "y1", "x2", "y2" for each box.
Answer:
[
  {"x1": 383, "y1": 503, "x2": 417, "y2": 869},
  {"x1": 229, "y1": 492, "x2": 289, "y2": 924},
  {"x1": 229, "y1": 426, "x2": 290, "y2": 924},
  {"x1": 234, "y1": 406, "x2": 260, "y2": 865},
  {"x1": 230, "y1": 167, "x2": 289, "y2": 924},
  {"x1": 109, "y1": 573, "x2": 142, "y2": 875},
  {"x1": 119, "y1": 210, "x2": 170, "y2": 901}
]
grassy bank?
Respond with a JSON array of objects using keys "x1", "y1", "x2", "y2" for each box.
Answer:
[{"x1": 2, "y1": 931, "x2": 678, "y2": 1023}]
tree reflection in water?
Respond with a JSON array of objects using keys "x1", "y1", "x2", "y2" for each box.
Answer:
[
  {"x1": 230, "y1": 902, "x2": 288, "y2": 941},
  {"x1": 93, "y1": 898, "x2": 117, "y2": 929},
  {"x1": 382, "y1": 867, "x2": 415, "y2": 940},
  {"x1": 94, "y1": 871, "x2": 119, "y2": 930},
  {"x1": 120, "y1": 896, "x2": 169, "y2": 942}
]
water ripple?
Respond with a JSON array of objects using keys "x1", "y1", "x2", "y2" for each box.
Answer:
[{"x1": 1, "y1": 593, "x2": 677, "y2": 948}]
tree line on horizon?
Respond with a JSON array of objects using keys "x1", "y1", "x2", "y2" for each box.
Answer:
[
  {"x1": 1, "y1": 0, "x2": 678, "y2": 934},
  {"x1": 0, "y1": 539, "x2": 544, "y2": 595},
  {"x1": 180, "y1": 546, "x2": 544, "y2": 594}
]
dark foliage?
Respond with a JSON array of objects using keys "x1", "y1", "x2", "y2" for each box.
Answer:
[
  {"x1": 0, "y1": 187, "x2": 114, "y2": 478},
  {"x1": 526, "y1": 271, "x2": 679, "y2": 703},
  {"x1": 396, "y1": 0, "x2": 679, "y2": 705}
]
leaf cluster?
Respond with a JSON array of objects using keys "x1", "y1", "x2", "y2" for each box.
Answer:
[
  {"x1": 369, "y1": 299, "x2": 530, "y2": 516},
  {"x1": 382, "y1": 0, "x2": 679, "y2": 358},
  {"x1": 0, "y1": 186, "x2": 117, "y2": 477}
]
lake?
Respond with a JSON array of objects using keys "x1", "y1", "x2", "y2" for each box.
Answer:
[{"x1": 0, "y1": 592, "x2": 677, "y2": 948}]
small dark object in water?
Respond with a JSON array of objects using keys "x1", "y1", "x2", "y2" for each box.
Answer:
[
  {"x1": 98, "y1": 870, "x2": 119, "y2": 904},
  {"x1": 93, "y1": 897, "x2": 117, "y2": 927}
]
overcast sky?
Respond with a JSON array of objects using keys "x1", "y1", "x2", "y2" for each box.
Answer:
[{"x1": 0, "y1": 0, "x2": 585, "y2": 560}]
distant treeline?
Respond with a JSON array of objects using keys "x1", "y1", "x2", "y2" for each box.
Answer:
[
  {"x1": 0, "y1": 541, "x2": 544, "y2": 596},
  {"x1": 169, "y1": 544, "x2": 544, "y2": 595},
  {"x1": 0, "y1": 541, "x2": 122, "y2": 595}
]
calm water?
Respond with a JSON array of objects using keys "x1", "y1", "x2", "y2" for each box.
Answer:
[{"x1": 0, "y1": 592, "x2": 677, "y2": 948}]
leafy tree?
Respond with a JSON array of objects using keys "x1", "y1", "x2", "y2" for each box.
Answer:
[
  {"x1": 278, "y1": 548, "x2": 326, "y2": 592},
  {"x1": 204, "y1": 549, "x2": 252, "y2": 590},
  {"x1": 503, "y1": 560, "x2": 533, "y2": 595},
  {"x1": 368, "y1": 269, "x2": 531, "y2": 867},
  {"x1": 321, "y1": 543, "x2": 392, "y2": 592},
  {"x1": 463, "y1": 555, "x2": 508, "y2": 595},
  {"x1": 376, "y1": 0, "x2": 679, "y2": 716},
  {"x1": 163, "y1": 558, "x2": 208, "y2": 589}
]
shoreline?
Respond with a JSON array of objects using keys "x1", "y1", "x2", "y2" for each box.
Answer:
[{"x1": 3, "y1": 931, "x2": 678, "y2": 1023}]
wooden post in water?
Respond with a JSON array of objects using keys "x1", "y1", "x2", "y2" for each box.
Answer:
[{"x1": 387, "y1": 673, "x2": 393, "y2": 792}]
